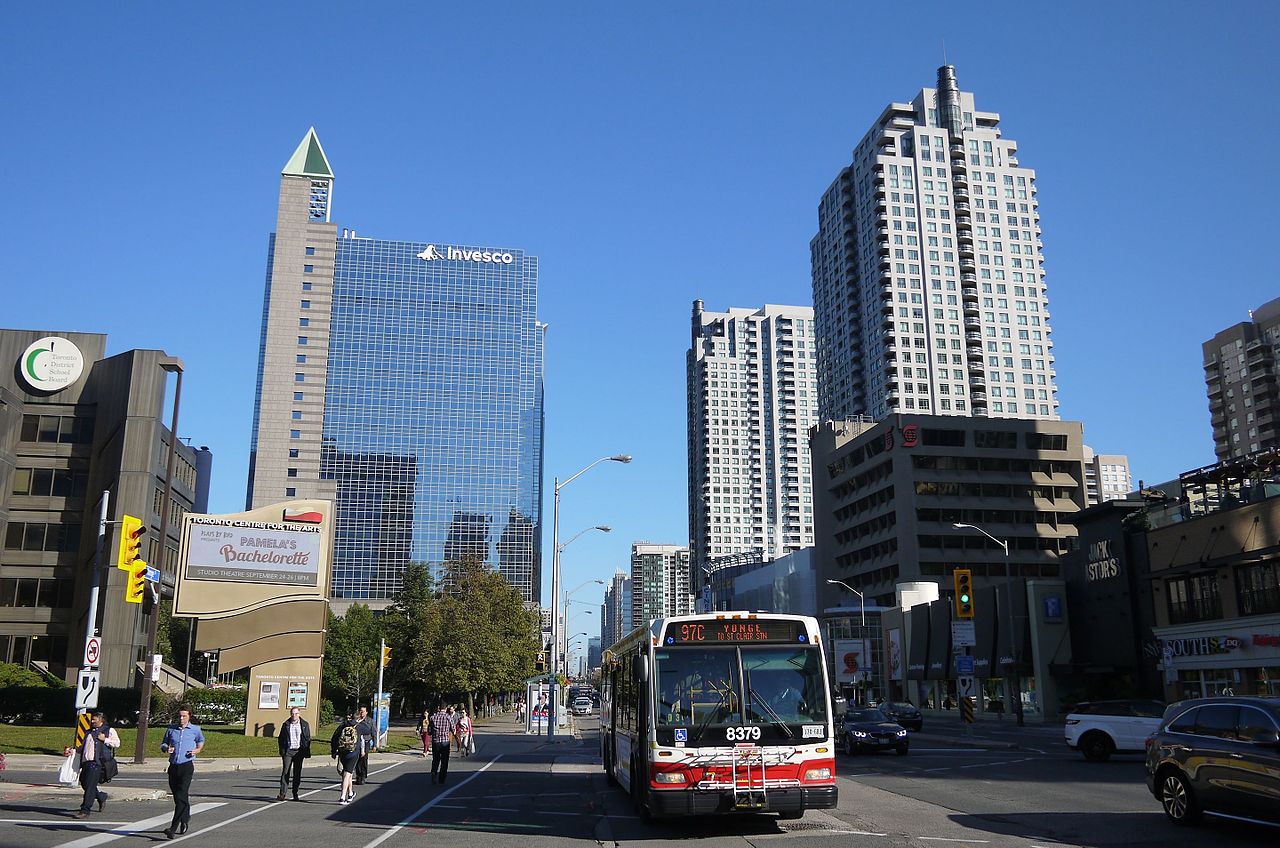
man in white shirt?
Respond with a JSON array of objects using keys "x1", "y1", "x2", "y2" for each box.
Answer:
[{"x1": 276, "y1": 707, "x2": 311, "y2": 801}]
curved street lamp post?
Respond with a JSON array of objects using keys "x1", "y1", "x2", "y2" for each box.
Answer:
[
  {"x1": 827, "y1": 579, "x2": 867, "y2": 704},
  {"x1": 549, "y1": 456, "x2": 630, "y2": 737},
  {"x1": 953, "y1": 522, "x2": 1024, "y2": 726}
]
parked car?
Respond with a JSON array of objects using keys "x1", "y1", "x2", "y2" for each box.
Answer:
[
  {"x1": 838, "y1": 707, "x2": 909, "y2": 755},
  {"x1": 1145, "y1": 695, "x2": 1280, "y2": 826},
  {"x1": 571, "y1": 697, "x2": 593, "y2": 716},
  {"x1": 1064, "y1": 699, "x2": 1165, "y2": 762},
  {"x1": 878, "y1": 701, "x2": 924, "y2": 732}
]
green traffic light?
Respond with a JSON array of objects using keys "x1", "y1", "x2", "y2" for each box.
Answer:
[{"x1": 960, "y1": 592, "x2": 971, "y2": 603}]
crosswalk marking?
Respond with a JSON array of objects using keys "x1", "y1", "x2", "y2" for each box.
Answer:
[{"x1": 57, "y1": 803, "x2": 224, "y2": 848}]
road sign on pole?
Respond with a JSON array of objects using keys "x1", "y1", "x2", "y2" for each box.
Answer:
[
  {"x1": 951, "y1": 620, "x2": 976, "y2": 647},
  {"x1": 76, "y1": 670, "x2": 100, "y2": 709},
  {"x1": 83, "y1": 637, "x2": 101, "y2": 669},
  {"x1": 957, "y1": 675, "x2": 976, "y2": 699},
  {"x1": 956, "y1": 655, "x2": 975, "y2": 675}
]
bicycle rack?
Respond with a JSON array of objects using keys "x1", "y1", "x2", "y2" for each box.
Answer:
[{"x1": 731, "y1": 744, "x2": 766, "y2": 809}]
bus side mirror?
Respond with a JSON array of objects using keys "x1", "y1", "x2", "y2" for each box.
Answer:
[{"x1": 635, "y1": 656, "x2": 648, "y2": 684}]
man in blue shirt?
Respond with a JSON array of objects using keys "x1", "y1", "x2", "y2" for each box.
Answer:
[{"x1": 159, "y1": 706, "x2": 204, "y2": 839}]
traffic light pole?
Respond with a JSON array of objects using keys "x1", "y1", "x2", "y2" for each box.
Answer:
[
  {"x1": 134, "y1": 361, "x2": 183, "y2": 764},
  {"x1": 83, "y1": 491, "x2": 111, "y2": 665},
  {"x1": 376, "y1": 638, "x2": 386, "y2": 748}
]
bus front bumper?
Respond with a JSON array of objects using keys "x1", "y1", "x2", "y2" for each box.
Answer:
[{"x1": 648, "y1": 785, "x2": 838, "y2": 816}]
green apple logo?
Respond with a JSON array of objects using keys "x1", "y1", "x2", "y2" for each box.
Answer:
[{"x1": 18, "y1": 337, "x2": 84, "y2": 393}]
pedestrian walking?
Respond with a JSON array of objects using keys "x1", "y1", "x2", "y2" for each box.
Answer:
[
  {"x1": 330, "y1": 710, "x2": 361, "y2": 804},
  {"x1": 415, "y1": 708, "x2": 430, "y2": 758},
  {"x1": 515, "y1": 697, "x2": 525, "y2": 723},
  {"x1": 159, "y1": 705, "x2": 204, "y2": 839},
  {"x1": 71, "y1": 711, "x2": 119, "y2": 818},
  {"x1": 275, "y1": 706, "x2": 311, "y2": 802},
  {"x1": 427, "y1": 703, "x2": 453, "y2": 784},
  {"x1": 447, "y1": 705, "x2": 460, "y2": 752},
  {"x1": 354, "y1": 705, "x2": 374, "y2": 785},
  {"x1": 456, "y1": 708, "x2": 474, "y2": 758}
]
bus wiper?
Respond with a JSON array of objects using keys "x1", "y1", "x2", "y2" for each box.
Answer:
[
  {"x1": 690, "y1": 687, "x2": 729, "y2": 745},
  {"x1": 745, "y1": 669, "x2": 793, "y2": 738}
]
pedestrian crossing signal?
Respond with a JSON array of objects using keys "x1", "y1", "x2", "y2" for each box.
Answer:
[
  {"x1": 953, "y1": 568, "x2": 974, "y2": 619},
  {"x1": 535, "y1": 652, "x2": 547, "y2": 672}
]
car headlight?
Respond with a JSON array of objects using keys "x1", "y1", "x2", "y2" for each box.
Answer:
[
  {"x1": 852, "y1": 730, "x2": 869, "y2": 738},
  {"x1": 896, "y1": 729, "x2": 908, "y2": 737},
  {"x1": 803, "y1": 767, "x2": 832, "y2": 780}
]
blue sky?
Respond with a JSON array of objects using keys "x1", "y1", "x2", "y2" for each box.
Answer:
[{"x1": 4, "y1": 3, "x2": 1277, "y2": 653}]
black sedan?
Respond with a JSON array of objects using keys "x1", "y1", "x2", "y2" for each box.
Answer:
[
  {"x1": 838, "y1": 708, "x2": 910, "y2": 755},
  {"x1": 878, "y1": 701, "x2": 924, "y2": 731}
]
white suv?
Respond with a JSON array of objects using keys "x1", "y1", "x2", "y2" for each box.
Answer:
[{"x1": 1064, "y1": 699, "x2": 1164, "y2": 761}]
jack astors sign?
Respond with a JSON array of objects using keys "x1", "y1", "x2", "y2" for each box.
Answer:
[{"x1": 186, "y1": 518, "x2": 321, "y2": 586}]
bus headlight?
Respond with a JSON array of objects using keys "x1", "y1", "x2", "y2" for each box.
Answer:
[
  {"x1": 653, "y1": 771, "x2": 688, "y2": 784},
  {"x1": 803, "y1": 767, "x2": 832, "y2": 781}
]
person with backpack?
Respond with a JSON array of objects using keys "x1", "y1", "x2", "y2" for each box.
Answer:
[
  {"x1": 72, "y1": 711, "x2": 120, "y2": 819},
  {"x1": 330, "y1": 710, "x2": 360, "y2": 804}
]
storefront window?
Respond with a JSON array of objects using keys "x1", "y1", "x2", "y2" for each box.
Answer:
[
  {"x1": 1178, "y1": 669, "x2": 1236, "y2": 699},
  {"x1": 1253, "y1": 667, "x2": 1280, "y2": 696}
]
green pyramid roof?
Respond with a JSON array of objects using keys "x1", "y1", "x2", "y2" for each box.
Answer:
[{"x1": 282, "y1": 128, "x2": 333, "y2": 179}]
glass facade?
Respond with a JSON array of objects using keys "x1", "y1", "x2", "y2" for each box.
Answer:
[{"x1": 321, "y1": 238, "x2": 544, "y2": 602}]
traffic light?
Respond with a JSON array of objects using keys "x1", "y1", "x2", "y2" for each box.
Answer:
[
  {"x1": 126, "y1": 560, "x2": 149, "y2": 604},
  {"x1": 116, "y1": 515, "x2": 145, "y2": 571},
  {"x1": 381, "y1": 645, "x2": 392, "y2": 667},
  {"x1": 953, "y1": 568, "x2": 974, "y2": 619},
  {"x1": 535, "y1": 652, "x2": 547, "y2": 672}
]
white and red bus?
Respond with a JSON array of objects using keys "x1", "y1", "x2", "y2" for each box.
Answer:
[{"x1": 600, "y1": 612, "x2": 838, "y2": 820}]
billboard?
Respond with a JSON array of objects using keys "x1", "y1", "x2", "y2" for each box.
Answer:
[
  {"x1": 185, "y1": 520, "x2": 322, "y2": 586},
  {"x1": 832, "y1": 639, "x2": 872, "y2": 685}
]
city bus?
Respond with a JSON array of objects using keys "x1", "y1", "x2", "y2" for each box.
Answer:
[{"x1": 600, "y1": 612, "x2": 837, "y2": 820}]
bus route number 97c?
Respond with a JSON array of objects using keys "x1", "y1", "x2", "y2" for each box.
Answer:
[{"x1": 725, "y1": 726, "x2": 762, "y2": 742}]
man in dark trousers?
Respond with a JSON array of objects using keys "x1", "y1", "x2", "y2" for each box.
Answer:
[
  {"x1": 354, "y1": 705, "x2": 374, "y2": 785},
  {"x1": 72, "y1": 711, "x2": 119, "y2": 818},
  {"x1": 427, "y1": 703, "x2": 453, "y2": 785},
  {"x1": 276, "y1": 706, "x2": 312, "y2": 801},
  {"x1": 159, "y1": 706, "x2": 204, "y2": 839}
]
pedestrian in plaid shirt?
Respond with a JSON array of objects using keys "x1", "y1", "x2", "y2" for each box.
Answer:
[{"x1": 427, "y1": 704, "x2": 454, "y2": 784}]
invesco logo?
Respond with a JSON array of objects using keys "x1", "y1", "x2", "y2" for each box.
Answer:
[{"x1": 416, "y1": 244, "x2": 515, "y2": 265}]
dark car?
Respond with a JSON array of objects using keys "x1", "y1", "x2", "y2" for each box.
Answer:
[
  {"x1": 878, "y1": 701, "x2": 924, "y2": 732},
  {"x1": 838, "y1": 707, "x2": 909, "y2": 756},
  {"x1": 1145, "y1": 695, "x2": 1280, "y2": 826}
]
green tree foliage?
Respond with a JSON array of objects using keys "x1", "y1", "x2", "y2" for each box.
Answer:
[
  {"x1": 322, "y1": 603, "x2": 384, "y2": 709},
  {"x1": 0, "y1": 660, "x2": 51, "y2": 687},
  {"x1": 383, "y1": 558, "x2": 539, "y2": 712}
]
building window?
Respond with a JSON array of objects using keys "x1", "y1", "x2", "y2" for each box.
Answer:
[
  {"x1": 302, "y1": 282, "x2": 312, "y2": 291},
  {"x1": 294, "y1": 392, "x2": 304, "y2": 401},
  {"x1": 305, "y1": 247, "x2": 316, "y2": 256},
  {"x1": 299, "y1": 318, "x2": 309, "y2": 327},
  {"x1": 295, "y1": 372, "x2": 305, "y2": 382},
  {"x1": 301, "y1": 300, "x2": 311, "y2": 309},
  {"x1": 304, "y1": 265, "x2": 314, "y2": 273},
  {"x1": 298, "y1": 336, "x2": 308, "y2": 345},
  {"x1": 286, "y1": 487, "x2": 297, "y2": 497},
  {"x1": 287, "y1": 468, "x2": 298, "y2": 478},
  {"x1": 3, "y1": 521, "x2": 81, "y2": 552},
  {"x1": 1167, "y1": 574, "x2": 1222, "y2": 624},
  {"x1": 290, "y1": 430, "x2": 301, "y2": 439},
  {"x1": 1237, "y1": 562, "x2": 1280, "y2": 616},
  {"x1": 296, "y1": 355, "x2": 307, "y2": 364},
  {"x1": 19, "y1": 414, "x2": 95, "y2": 445},
  {"x1": 289, "y1": 449, "x2": 299, "y2": 458}
]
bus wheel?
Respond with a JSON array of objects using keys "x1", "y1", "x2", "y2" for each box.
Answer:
[
  {"x1": 779, "y1": 809, "x2": 804, "y2": 820},
  {"x1": 605, "y1": 742, "x2": 618, "y2": 786},
  {"x1": 631, "y1": 761, "x2": 653, "y2": 823}
]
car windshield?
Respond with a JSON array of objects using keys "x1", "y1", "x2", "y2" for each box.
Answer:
[
  {"x1": 885, "y1": 702, "x2": 915, "y2": 711},
  {"x1": 846, "y1": 709, "x2": 888, "y2": 722}
]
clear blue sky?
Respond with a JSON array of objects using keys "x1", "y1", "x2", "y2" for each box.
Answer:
[{"x1": 5, "y1": 3, "x2": 1277, "y2": 648}]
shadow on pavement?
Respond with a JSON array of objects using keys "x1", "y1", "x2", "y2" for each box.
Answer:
[{"x1": 949, "y1": 809, "x2": 1279, "y2": 846}]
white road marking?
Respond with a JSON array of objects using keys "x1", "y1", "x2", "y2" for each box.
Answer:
[
  {"x1": 477, "y1": 807, "x2": 520, "y2": 812},
  {"x1": 918, "y1": 838, "x2": 990, "y2": 843},
  {"x1": 846, "y1": 830, "x2": 888, "y2": 837},
  {"x1": 56, "y1": 803, "x2": 224, "y2": 848},
  {"x1": 362, "y1": 755, "x2": 503, "y2": 848},
  {"x1": 0, "y1": 820, "x2": 131, "y2": 825},
  {"x1": 163, "y1": 761, "x2": 403, "y2": 845}
]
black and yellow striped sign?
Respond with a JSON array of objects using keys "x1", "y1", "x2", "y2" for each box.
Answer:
[
  {"x1": 960, "y1": 696, "x2": 975, "y2": 724},
  {"x1": 73, "y1": 711, "x2": 91, "y2": 749}
]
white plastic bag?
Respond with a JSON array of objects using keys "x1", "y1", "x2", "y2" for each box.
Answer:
[{"x1": 57, "y1": 751, "x2": 81, "y2": 786}]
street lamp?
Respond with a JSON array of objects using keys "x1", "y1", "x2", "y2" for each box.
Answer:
[
  {"x1": 953, "y1": 522, "x2": 1023, "y2": 726},
  {"x1": 549, "y1": 455, "x2": 630, "y2": 738},
  {"x1": 827, "y1": 579, "x2": 868, "y2": 704},
  {"x1": 562, "y1": 579, "x2": 604, "y2": 689}
]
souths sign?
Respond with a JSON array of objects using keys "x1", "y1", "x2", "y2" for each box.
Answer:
[
  {"x1": 18, "y1": 336, "x2": 84, "y2": 393},
  {"x1": 1163, "y1": 635, "x2": 1244, "y2": 657}
]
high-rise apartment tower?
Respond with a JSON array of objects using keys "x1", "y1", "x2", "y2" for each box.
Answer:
[
  {"x1": 247, "y1": 130, "x2": 545, "y2": 607},
  {"x1": 687, "y1": 302, "x2": 818, "y2": 574},
  {"x1": 1203, "y1": 297, "x2": 1280, "y2": 461},
  {"x1": 811, "y1": 66, "x2": 1058, "y2": 422},
  {"x1": 630, "y1": 543, "x2": 692, "y2": 626}
]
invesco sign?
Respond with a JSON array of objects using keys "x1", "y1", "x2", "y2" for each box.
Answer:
[
  {"x1": 416, "y1": 244, "x2": 515, "y2": 265},
  {"x1": 18, "y1": 336, "x2": 84, "y2": 393}
]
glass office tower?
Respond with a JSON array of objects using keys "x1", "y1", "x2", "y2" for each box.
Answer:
[{"x1": 248, "y1": 130, "x2": 544, "y2": 606}]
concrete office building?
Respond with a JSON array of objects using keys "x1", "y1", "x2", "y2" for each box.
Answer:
[
  {"x1": 1203, "y1": 297, "x2": 1280, "y2": 461},
  {"x1": 1082, "y1": 446, "x2": 1133, "y2": 506},
  {"x1": 811, "y1": 413, "x2": 1086, "y2": 611},
  {"x1": 0, "y1": 330, "x2": 206, "y2": 687},
  {"x1": 811, "y1": 66, "x2": 1058, "y2": 422},
  {"x1": 630, "y1": 543, "x2": 693, "y2": 627},
  {"x1": 687, "y1": 302, "x2": 818, "y2": 577},
  {"x1": 246, "y1": 129, "x2": 545, "y2": 607}
]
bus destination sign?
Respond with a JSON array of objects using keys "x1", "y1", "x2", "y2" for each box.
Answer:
[{"x1": 666, "y1": 619, "x2": 804, "y2": 644}]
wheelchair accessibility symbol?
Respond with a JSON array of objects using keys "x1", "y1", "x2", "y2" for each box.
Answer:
[{"x1": 674, "y1": 728, "x2": 688, "y2": 742}]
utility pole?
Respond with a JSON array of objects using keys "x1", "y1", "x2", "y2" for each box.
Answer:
[
  {"x1": 72, "y1": 491, "x2": 111, "y2": 749},
  {"x1": 376, "y1": 637, "x2": 387, "y2": 747}
]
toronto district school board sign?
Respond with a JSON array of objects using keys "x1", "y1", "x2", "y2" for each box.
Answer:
[
  {"x1": 185, "y1": 518, "x2": 321, "y2": 586},
  {"x1": 17, "y1": 336, "x2": 84, "y2": 393}
]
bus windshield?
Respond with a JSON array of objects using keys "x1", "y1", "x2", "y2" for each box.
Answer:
[{"x1": 654, "y1": 646, "x2": 828, "y2": 734}]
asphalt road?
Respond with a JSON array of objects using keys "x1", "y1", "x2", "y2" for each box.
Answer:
[{"x1": 1, "y1": 716, "x2": 1276, "y2": 848}]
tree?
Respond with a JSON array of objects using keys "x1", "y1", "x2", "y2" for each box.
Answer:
[{"x1": 322, "y1": 603, "x2": 384, "y2": 709}]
